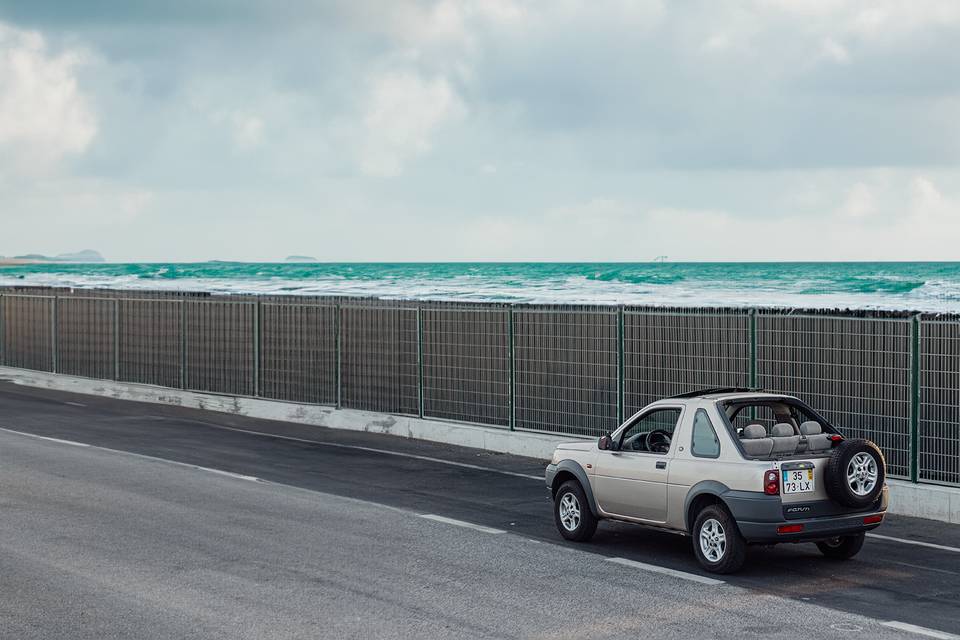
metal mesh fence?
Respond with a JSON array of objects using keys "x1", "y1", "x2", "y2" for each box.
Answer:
[
  {"x1": 260, "y1": 303, "x2": 337, "y2": 404},
  {"x1": 184, "y1": 301, "x2": 256, "y2": 396},
  {"x1": 0, "y1": 294, "x2": 54, "y2": 372},
  {"x1": 514, "y1": 308, "x2": 618, "y2": 437},
  {"x1": 757, "y1": 313, "x2": 912, "y2": 479},
  {"x1": 118, "y1": 299, "x2": 184, "y2": 388},
  {"x1": 919, "y1": 320, "x2": 960, "y2": 486},
  {"x1": 624, "y1": 309, "x2": 750, "y2": 416},
  {"x1": 56, "y1": 297, "x2": 117, "y2": 380},
  {"x1": 340, "y1": 305, "x2": 419, "y2": 415},
  {"x1": 421, "y1": 305, "x2": 510, "y2": 426}
]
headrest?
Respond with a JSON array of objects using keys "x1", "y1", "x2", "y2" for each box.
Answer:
[
  {"x1": 742, "y1": 424, "x2": 766, "y2": 439},
  {"x1": 799, "y1": 421, "x2": 822, "y2": 436},
  {"x1": 771, "y1": 423, "x2": 795, "y2": 437}
]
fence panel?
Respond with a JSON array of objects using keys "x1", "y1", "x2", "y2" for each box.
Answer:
[
  {"x1": 0, "y1": 295, "x2": 54, "y2": 372},
  {"x1": 624, "y1": 309, "x2": 750, "y2": 417},
  {"x1": 56, "y1": 297, "x2": 116, "y2": 379},
  {"x1": 184, "y1": 301, "x2": 255, "y2": 396},
  {"x1": 118, "y1": 299, "x2": 184, "y2": 388},
  {"x1": 514, "y1": 308, "x2": 618, "y2": 437},
  {"x1": 757, "y1": 313, "x2": 912, "y2": 478},
  {"x1": 421, "y1": 305, "x2": 509, "y2": 426},
  {"x1": 260, "y1": 303, "x2": 337, "y2": 404},
  {"x1": 919, "y1": 320, "x2": 960, "y2": 486},
  {"x1": 340, "y1": 305, "x2": 419, "y2": 415}
]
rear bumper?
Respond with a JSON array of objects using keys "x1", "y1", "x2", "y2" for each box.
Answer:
[{"x1": 735, "y1": 485, "x2": 888, "y2": 544}]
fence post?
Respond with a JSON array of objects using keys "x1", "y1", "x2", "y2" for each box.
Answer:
[
  {"x1": 749, "y1": 308, "x2": 758, "y2": 389},
  {"x1": 253, "y1": 300, "x2": 261, "y2": 397},
  {"x1": 617, "y1": 306, "x2": 624, "y2": 425},
  {"x1": 51, "y1": 295, "x2": 58, "y2": 373},
  {"x1": 180, "y1": 299, "x2": 187, "y2": 389},
  {"x1": 0, "y1": 293, "x2": 4, "y2": 366},
  {"x1": 508, "y1": 306, "x2": 515, "y2": 431},
  {"x1": 417, "y1": 306, "x2": 424, "y2": 419},
  {"x1": 113, "y1": 298, "x2": 120, "y2": 380},
  {"x1": 910, "y1": 314, "x2": 921, "y2": 484},
  {"x1": 335, "y1": 303, "x2": 342, "y2": 409}
]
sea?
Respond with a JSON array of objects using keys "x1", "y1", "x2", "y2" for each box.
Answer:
[{"x1": 1, "y1": 262, "x2": 960, "y2": 313}]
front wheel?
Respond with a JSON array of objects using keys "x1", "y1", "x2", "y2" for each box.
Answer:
[
  {"x1": 554, "y1": 480, "x2": 597, "y2": 542},
  {"x1": 816, "y1": 532, "x2": 865, "y2": 560},
  {"x1": 692, "y1": 504, "x2": 747, "y2": 574}
]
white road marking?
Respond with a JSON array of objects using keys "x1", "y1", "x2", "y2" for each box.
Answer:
[
  {"x1": 154, "y1": 418, "x2": 545, "y2": 481},
  {"x1": 29, "y1": 434, "x2": 90, "y2": 447},
  {"x1": 868, "y1": 533, "x2": 960, "y2": 554},
  {"x1": 605, "y1": 557, "x2": 724, "y2": 586},
  {"x1": 0, "y1": 426, "x2": 260, "y2": 483},
  {"x1": 64, "y1": 401, "x2": 86, "y2": 407},
  {"x1": 419, "y1": 514, "x2": 507, "y2": 534},
  {"x1": 882, "y1": 621, "x2": 960, "y2": 639}
]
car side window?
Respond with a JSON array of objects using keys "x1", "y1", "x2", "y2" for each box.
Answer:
[
  {"x1": 691, "y1": 409, "x2": 721, "y2": 458},
  {"x1": 618, "y1": 408, "x2": 681, "y2": 454}
]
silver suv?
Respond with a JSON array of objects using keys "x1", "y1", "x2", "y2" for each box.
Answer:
[{"x1": 544, "y1": 388, "x2": 888, "y2": 573}]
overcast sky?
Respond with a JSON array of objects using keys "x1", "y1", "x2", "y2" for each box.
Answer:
[{"x1": 1, "y1": 0, "x2": 959, "y2": 262}]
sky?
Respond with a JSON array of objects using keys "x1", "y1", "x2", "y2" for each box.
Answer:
[{"x1": 1, "y1": 0, "x2": 959, "y2": 262}]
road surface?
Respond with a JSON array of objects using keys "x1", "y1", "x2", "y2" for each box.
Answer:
[{"x1": 0, "y1": 381, "x2": 958, "y2": 639}]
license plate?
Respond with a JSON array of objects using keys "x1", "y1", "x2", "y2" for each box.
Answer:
[{"x1": 782, "y1": 469, "x2": 815, "y2": 494}]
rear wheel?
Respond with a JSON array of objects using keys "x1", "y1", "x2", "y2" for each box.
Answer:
[
  {"x1": 554, "y1": 480, "x2": 597, "y2": 542},
  {"x1": 816, "y1": 532, "x2": 865, "y2": 560},
  {"x1": 692, "y1": 504, "x2": 747, "y2": 574}
]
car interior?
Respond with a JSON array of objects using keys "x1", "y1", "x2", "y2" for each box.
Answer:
[{"x1": 724, "y1": 400, "x2": 834, "y2": 458}]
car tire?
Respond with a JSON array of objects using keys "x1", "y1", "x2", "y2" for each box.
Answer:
[
  {"x1": 816, "y1": 532, "x2": 865, "y2": 560},
  {"x1": 554, "y1": 480, "x2": 597, "y2": 542},
  {"x1": 825, "y1": 439, "x2": 885, "y2": 508},
  {"x1": 692, "y1": 504, "x2": 747, "y2": 574}
]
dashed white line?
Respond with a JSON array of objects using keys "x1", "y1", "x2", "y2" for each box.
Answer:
[
  {"x1": 605, "y1": 557, "x2": 724, "y2": 586},
  {"x1": 419, "y1": 514, "x2": 506, "y2": 534},
  {"x1": 868, "y1": 533, "x2": 960, "y2": 554},
  {"x1": 64, "y1": 401, "x2": 86, "y2": 408},
  {"x1": 881, "y1": 621, "x2": 960, "y2": 639}
]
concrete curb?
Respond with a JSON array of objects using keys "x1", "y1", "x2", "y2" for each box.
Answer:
[
  {"x1": 0, "y1": 367, "x2": 571, "y2": 461},
  {"x1": 2, "y1": 366, "x2": 958, "y2": 524}
]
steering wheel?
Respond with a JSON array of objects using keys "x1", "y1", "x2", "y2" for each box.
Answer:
[{"x1": 645, "y1": 429, "x2": 672, "y2": 453}]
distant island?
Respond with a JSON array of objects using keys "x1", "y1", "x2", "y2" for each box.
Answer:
[
  {"x1": 286, "y1": 255, "x2": 319, "y2": 262},
  {"x1": 0, "y1": 249, "x2": 105, "y2": 265}
]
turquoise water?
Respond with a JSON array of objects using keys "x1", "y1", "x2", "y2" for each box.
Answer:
[{"x1": 1, "y1": 262, "x2": 959, "y2": 311}]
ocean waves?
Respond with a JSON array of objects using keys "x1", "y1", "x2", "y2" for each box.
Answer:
[{"x1": 1, "y1": 262, "x2": 959, "y2": 312}]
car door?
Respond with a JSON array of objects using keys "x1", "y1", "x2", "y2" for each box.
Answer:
[{"x1": 593, "y1": 406, "x2": 683, "y2": 523}]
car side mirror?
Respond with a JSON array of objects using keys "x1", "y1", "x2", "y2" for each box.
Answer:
[{"x1": 598, "y1": 435, "x2": 612, "y2": 450}]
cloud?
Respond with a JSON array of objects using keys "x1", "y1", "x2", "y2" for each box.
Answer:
[
  {"x1": 0, "y1": 21, "x2": 96, "y2": 172},
  {"x1": 357, "y1": 70, "x2": 466, "y2": 176},
  {"x1": 838, "y1": 182, "x2": 875, "y2": 218}
]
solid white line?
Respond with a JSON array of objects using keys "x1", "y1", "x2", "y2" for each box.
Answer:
[
  {"x1": 32, "y1": 434, "x2": 90, "y2": 447},
  {"x1": 868, "y1": 533, "x2": 960, "y2": 554},
  {"x1": 64, "y1": 401, "x2": 86, "y2": 407},
  {"x1": 0, "y1": 426, "x2": 260, "y2": 483},
  {"x1": 155, "y1": 418, "x2": 544, "y2": 481},
  {"x1": 419, "y1": 514, "x2": 506, "y2": 534},
  {"x1": 605, "y1": 557, "x2": 724, "y2": 586},
  {"x1": 882, "y1": 621, "x2": 960, "y2": 639}
]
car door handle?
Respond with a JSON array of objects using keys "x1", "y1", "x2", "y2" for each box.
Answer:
[{"x1": 656, "y1": 461, "x2": 667, "y2": 469}]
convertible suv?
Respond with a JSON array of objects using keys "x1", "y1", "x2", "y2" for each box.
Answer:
[{"x1": 544, "y1": 388, "x2": 888, "y2": 573}]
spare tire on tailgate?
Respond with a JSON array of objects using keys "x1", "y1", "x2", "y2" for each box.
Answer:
[{"x1": 824, "y1": 439, "x2": 885, "y2": 508}]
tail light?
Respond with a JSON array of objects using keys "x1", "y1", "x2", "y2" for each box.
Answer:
[
  {"x1": 863, "y1": 514, "x2": 884, "y2": 525},
  {"x1": 764, "y1": 469, "x2": 780, "y2": 495},
  {"x1": 829, "y1": 435, "x2": 844, "y2": 447},
  {"x1": 777, "y1": 524, "x2": 804, "y2": 534}
]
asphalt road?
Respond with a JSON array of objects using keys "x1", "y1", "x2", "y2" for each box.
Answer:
[{"x1": 1, "y1": 381, "x2": 958, "y2": 639}]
